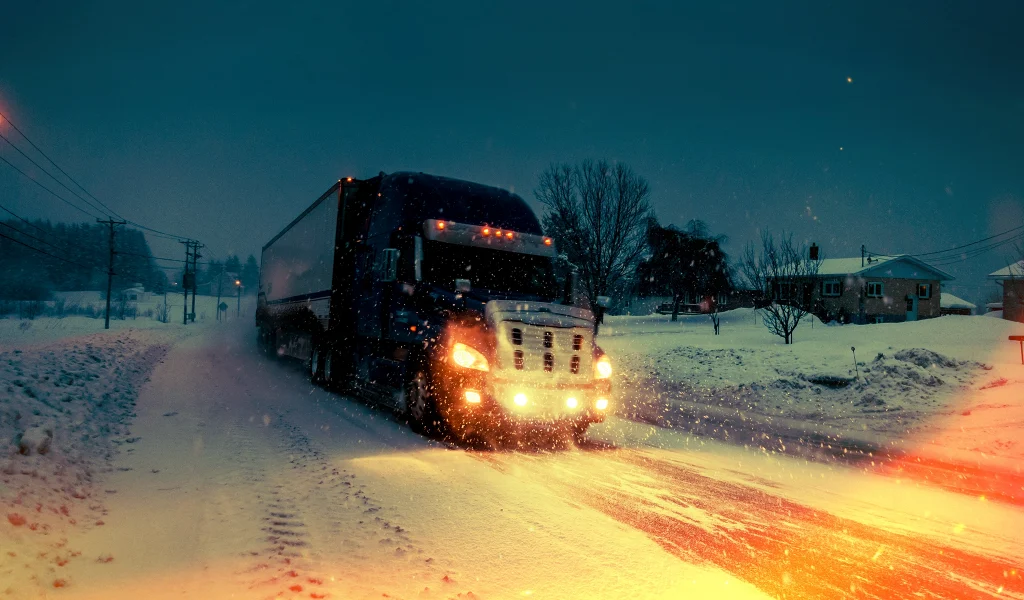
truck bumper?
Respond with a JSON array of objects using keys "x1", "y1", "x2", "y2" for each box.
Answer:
[{"x1": 435, "y1": 370, "x2": 612, "y2": 435}]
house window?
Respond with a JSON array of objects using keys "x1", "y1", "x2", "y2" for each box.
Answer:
[
  {"x1": 776, "y1": 282, "x2": 795, "y2": 301},
  {"x1": 866, "y1": 282, "x2": 884, "y2": 298},
  {"x1": 873, "y1": 315, "x2": 885, "y2": 324},
  {"x1": 917, "y1": 283, "x2": 931, "y2": 299},
  {"x1": 822, "y1": 281, "x2": 841, "y2": 297},
  {"x1": 717, "y1": 292, "x2": 728, "y2": 306}
]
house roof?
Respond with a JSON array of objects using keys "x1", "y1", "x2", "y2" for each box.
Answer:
[
  {"x1": 940, "y1": 292, "x2": 976, "y2": 310},
  {"x1": 988, "y1": 260, "x2": 1024, "y2": 280},
  {"x1": 814, "y1": 255, "x2": 954, "y2": 281}
]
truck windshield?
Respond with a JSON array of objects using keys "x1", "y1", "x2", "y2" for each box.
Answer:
[{"x1": 422, "y1": 240, "x2": 558, "y2": 299}]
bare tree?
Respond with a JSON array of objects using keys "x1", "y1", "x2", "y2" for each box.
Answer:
[
  {"x1": 537, "y1": 160, "x2": 652, "y2": 314},
  {"x1": 741, "y1": 231, "x2": 822, "y2": 344}
]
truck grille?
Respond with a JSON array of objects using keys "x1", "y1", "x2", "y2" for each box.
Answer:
[{"x1": 496, "y1": 322, "x2": 592, "y2": 378}]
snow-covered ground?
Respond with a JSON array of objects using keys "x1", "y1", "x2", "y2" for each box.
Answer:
[
  {"x1": 601, "y1": 309, "x2": 1024, "y2": 472},
  {"x1": 0, "y1": 294, "x2": 251, "y2": 349},
  {"x1": 2, "y1": 308, "x2": 1022, "y2": 598}
]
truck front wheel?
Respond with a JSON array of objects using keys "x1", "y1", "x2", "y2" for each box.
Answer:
[
  {"x1": 570, "y1": 420, "x2": 590, "y2": 445},
  {"x1": 406, "y1": 370, "x2": 442, "y2": 436}
]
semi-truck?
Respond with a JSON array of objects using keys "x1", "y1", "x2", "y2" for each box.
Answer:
[{"x1": 256, "y1": 172, "x2": 612, "y2": 444}]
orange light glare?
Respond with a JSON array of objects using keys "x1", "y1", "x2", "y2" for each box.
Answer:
[
  {"x1": 495, "y1": 229, "x2": 502, "y2": 238},
  {"x1": 346, "y1": 177, "x2": 353, "y2": 182},
  {"x1": 595, "y1": 355, "x2": 612, "y2": 379},
  {"x1": 464, "y1": 390, "x2": 482, "y2": 404},
  {"x1": 482, "y1": 227, "x2": 491, "y2": 236},
  {"x1": 544, "y1": 237, "x2": 553, "y2": 246},
  {"x1": 505, "y1": 231, "x2": 514, "y2": 239},
  {"x1": 513, "y1": 393, "x2": 528, "y2": 406},
  {"x1": 452, "y1": 342, "x2": 488, "y2": 371},
  {"x1": 566, "y1": 397, "x2": 579, "y2": 409},
  {"x1": 596, "y1": 398, "x2": 609, "y2": 410},
  {"x1": 436, "y1": 221, "x2": 446, "y2": 230}
]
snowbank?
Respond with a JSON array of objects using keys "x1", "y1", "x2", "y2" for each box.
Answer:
[
  {"x1": 0, "y1": 329, "x2": 176, "y2": 595},
  {"x1": 600, "y1": 309, "x2": 1024, "y2": 467}
]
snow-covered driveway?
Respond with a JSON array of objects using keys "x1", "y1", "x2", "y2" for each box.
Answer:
[{"x1": 6, "y1": 320, "x2": 1023, "y2": 599}]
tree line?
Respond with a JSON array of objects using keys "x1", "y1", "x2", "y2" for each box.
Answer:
[
  {"x1": 537, "y1": 160, "x2": 733, "y2": 323},
  {"x1": 537, "y1": 159, "x2": 818, "y2": 343},
  {"x1": 0, "y1": 219, "x2": 168, "y2": 300},
  {"x1": 196, "y1": 254, "x2": 259, "y2": 294}
]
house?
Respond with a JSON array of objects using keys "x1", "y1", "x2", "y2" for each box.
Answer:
[
  {"x1": 939, "y1": 292, "x2": 976, "y2": 316},
  {"x1": 794, "y1": 255, "x2": 953, "y2": 324},
  {"x1": 121, "y1": 284, "x2": 149, "y2": 302},
  {"x1": 987, "y1": 260, "x2": 1024, "y2": 323}
]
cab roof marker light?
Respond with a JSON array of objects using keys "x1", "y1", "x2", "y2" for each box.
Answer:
[
  {"x1": 423, "y1": 219, "x2": 556, "y2": 257},
  {"x1": 544, "y1": 237, "x2": 553, "y2": 246}
]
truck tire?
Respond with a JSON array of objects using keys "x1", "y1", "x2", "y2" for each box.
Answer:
[
  {"x1": 322, "y1": 350, "x2": 334, "y2": 388},
  {"x1": 309, "y1": 345, "x2": 324, "y2": 384},
  {"x1": 406, "y1": 369, "x2": 441, "y2": 436},
  {"x1": 264, "y1": 329, "x2": 278, "y2": 359},
  {"x1": 570, "y1": 421, "x2": 590, "y2": 445}
]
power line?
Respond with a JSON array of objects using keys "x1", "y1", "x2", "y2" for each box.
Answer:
[
  {"x1": 0, "y1": 110, "x2": 193, "y2": 240},
  {"x1": 0, "y1": 220, "x2": 74, "y2": 254},
  {"x1": 867, "y1": 229, "x2": 1024, "y2": 268},
  {"x1": 925, "y1": 233, "x2": 1024, "y2": 267},
  {"x1": 0, "y1": 154, "x2": 102, "y2": 219},
  {"x1": 883, "y1": 224, "x2": 1024, "y2": 259},
  {"x1": 0, "y1": 202, "x2": 97, "y2": 253},
  {"x1": 0, "y1": 130, "x2": 112, "y2": 218},
  {"x1": 0, "y1": 229, "x2": 103, "y2": 273},
  {"x1": 0, "y1": 110, "x2": 125, "y2": 219}
]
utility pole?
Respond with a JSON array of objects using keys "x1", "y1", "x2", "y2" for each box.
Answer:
[
  {"x1": 216, "y1": 265, "x2": 224, "y2": 321},
  {"x1": 235, "y1": 278, "x2": 242, "y2": 318},
  {"x1": 180, "y1": 240, "x2": 192, "y2": 325},
  {"x1": 97, "y1": 218, "x2": 126, "y2": 330},
  {"x1": 190, "y1": 241, "x2": 203, "y2": 322}
]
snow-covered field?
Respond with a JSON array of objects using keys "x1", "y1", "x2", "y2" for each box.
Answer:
[
  {"x1": 601, "y1": 309, "x2": 1024, "y2": 470},
  {"x1": 1, "y1": 306, "x2": 1022, "y2": 598},
  {"x1": 0, "y1": 294, "x2": 250, "y2": 349}
]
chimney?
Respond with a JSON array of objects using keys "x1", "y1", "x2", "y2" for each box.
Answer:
[{"x1": 809, "y1": 243, "x2": 819, "y2": 261}]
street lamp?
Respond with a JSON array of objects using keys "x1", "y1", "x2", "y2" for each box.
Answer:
[{"x1": 235, "y1": 279, "x2": 242, "y2": 318}]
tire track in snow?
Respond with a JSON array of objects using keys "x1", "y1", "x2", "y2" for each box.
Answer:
[
  {"x1": 230, "y1": 407, "x2": 443, "y2": 599},
  {"x1": 472, "y1": 447, "x2": 1024, "y2": 599}
]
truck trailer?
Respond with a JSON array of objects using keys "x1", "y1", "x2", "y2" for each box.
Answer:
[{"x1": 256, "y1": 172, "x2": 612, "y2": 443}]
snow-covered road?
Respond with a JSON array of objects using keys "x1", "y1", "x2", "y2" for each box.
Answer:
[{"x1": 7, "y1": 320, "x2": 1024, "y2": 599}]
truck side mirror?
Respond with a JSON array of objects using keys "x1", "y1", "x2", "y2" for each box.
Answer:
[
  {"x1": 455, "y1": 278, "x2": 471, "y2": 293},
  {"x1": 380, "y1": 248, "x2": 400, "y2": 282},
  {"x1": 596, "y1": 295, "x2": 612, "y2": 309}
]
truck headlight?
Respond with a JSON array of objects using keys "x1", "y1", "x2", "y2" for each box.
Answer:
[
  {"x1": 594, "y1": 355, "x2": 612, "y2": 379},
  {"x1": 452, "y1": 342, "x2": 489, "y2": 371}
]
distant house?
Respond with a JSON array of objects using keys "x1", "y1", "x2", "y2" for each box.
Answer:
[
  {"x1": 939, "y1": 292, "x2": 976, "y2": 316},
  {"x1": 988, "y1": 260, "x2": 1024, "y2": 323},
  {"x1": 791, "y1": 255, "x2": 953, "y2": 324},
  {"x1": 121, "y1": 284, "x2": 149, "y2": 302}
]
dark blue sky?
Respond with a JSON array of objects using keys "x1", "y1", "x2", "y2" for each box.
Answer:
[{"x1": 1, "y1": 1, "x2": 1021, "y2": 301}]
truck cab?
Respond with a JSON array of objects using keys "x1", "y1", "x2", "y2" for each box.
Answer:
[{"x1": 257, "y1": 172, "x2": 612, "y2": 444}]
